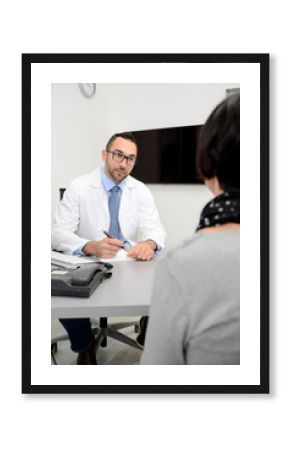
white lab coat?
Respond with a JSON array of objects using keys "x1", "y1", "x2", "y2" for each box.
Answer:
[{"x1": 51, "y1": 168, "x2": 166, "y2": 255}]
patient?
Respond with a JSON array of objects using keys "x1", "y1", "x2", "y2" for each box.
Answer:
[{"x1": 141, "y1": 93, "x2": 240, "y2": 364}]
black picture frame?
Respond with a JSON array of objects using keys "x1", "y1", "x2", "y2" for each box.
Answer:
[{"x1": 22, "y1": 53, "x2": 269, "y2": 394}]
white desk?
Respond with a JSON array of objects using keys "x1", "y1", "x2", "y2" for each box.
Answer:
[{"x1": 51, "y1": 259, "x2": 157, "y2": 319}]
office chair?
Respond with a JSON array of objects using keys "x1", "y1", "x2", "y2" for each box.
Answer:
[{"x1": 51, "y1": 188, "x2": 141, "y2": 364}]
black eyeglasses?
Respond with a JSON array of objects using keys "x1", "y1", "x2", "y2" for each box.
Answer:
[{"x1": 107, "y1": 150, "x2": 137, "y2": 166}]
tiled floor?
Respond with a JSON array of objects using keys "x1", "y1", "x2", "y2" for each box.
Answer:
[{"x1": 51, "y1": 317, "x2": 143, "y2": 365}]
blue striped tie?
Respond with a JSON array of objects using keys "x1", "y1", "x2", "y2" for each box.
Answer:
[{"x1": 108, "y1": 185, "x2": 121, "y2": 239}]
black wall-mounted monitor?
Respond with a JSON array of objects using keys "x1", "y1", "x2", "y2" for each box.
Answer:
[{"x1": 131, "y1": 124, "x2": 203, "y2": 184}]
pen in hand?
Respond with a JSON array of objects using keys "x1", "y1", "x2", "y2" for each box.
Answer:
[
  {"x1": 103, "y1": 230, "x2": 124, "y2": 248},
  {"x1": 103, "y1": 230, "x2": 113, "y2": 239}
]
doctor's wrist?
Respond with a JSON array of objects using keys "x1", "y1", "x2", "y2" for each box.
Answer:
[
  {"x1": 144, "y1": 239, "x2": 157, "y2": 251},
  {"x1": 82, "y1": 241, "x2": 99, "y2": 256}
]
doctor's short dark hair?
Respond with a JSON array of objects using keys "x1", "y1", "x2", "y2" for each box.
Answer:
[
  {"x1": 197, "y1": 92, "x2": 240, "y2": 190},
  {"x1": 106, "y1": 132, "x2": 138, "y2": 152}
]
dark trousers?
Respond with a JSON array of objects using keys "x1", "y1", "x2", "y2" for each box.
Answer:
[
  {"x1": 59, "y1": 316, "x2": 149, "y2": 353},
  {"x1": 59, "y1": 318, "x2": 94, "y2": 353}
]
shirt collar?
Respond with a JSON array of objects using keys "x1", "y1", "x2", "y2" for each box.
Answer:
[{"x1": 101, "y1": 167, "x2": 127, "y2": 192}]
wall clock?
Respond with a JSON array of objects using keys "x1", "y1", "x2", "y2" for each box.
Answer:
[{"x1": 78, "y1": 83, "x2": 96, "y2": 99}]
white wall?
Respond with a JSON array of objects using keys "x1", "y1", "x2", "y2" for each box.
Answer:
[{"x1": 51, "y1": 83, "x2": 239, "y2": 249}]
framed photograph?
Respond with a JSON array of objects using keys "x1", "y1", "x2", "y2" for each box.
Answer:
[{"x1": 22, "y1": 53, "x2": 269, "y2": 394}]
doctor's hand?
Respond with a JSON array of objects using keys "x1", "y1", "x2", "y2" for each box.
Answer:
[
  {"x1": 127, "y1": 240, "x2": 156, "y2": 261},
  {"x1": 82, "y1": 238, "x2": 124, "y2": 258}
]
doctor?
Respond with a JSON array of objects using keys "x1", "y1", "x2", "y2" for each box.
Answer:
[{"x1": 52, "y1": 132, "x2": 166, "y2": 364}]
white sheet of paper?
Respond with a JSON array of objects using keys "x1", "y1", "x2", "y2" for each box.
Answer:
[
  {"x1": 99, "y1": 249, "x2": 136, "y2": 263},
  {"x1": 51, "y1": 249, "x2": 136, "y2": 266}
]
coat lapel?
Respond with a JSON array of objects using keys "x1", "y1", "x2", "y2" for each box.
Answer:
[{"x1": 89, "y1": 169, "x2": 109, "y2": 221}]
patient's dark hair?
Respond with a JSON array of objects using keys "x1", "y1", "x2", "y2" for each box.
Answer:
[
  {"x1": 197, "y1": 93, "x2": 240, "y2": 190},
  {"x1": 106, "y1": 132, "x2": 138, "y2": 152}
]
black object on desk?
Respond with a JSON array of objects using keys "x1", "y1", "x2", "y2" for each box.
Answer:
[{"x1": 51, "y1": 262, "x2": 113, "y2": 298}]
